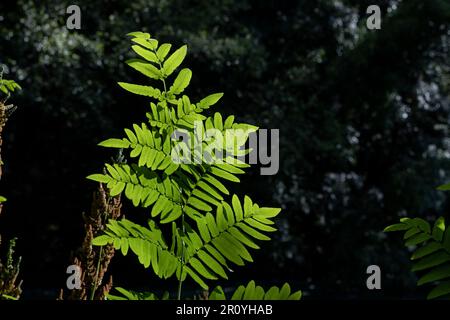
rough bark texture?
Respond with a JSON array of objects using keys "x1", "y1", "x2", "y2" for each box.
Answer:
[{"x1": 58, "y1": 183, "x2": 122, "y2": 300}]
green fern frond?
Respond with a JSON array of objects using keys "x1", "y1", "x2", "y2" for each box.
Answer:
[
  {"x1": 89, "y1": 32, "x2": 298, "y2": 298},
  {"x1": 0, "y1": 79, "x2": 21, "y2": 95},
  {"x1": 209, "y1": 281, "x2": 302, "y2": 300},
  {"x1": 385, "y1": 216, "x2": 450, "y2": 299},
  {"x1": 98, "y1": 123, "x2": 179, "y2": 175},
  {"x1": 174, "y1": 163, "x2": 249, "y2": 219},
  {"x1": 177, "y1": 195, "x2": 281, "y2": 289},
  {"x1": 87, "y1": 164, "x2": 183, "y2": 223},
  {"x1": 94, "y1": 195, "x2": 280, "y2": 290},
  {"x1": 107, "y1": 287, "x2": 169, "y2": 300}
]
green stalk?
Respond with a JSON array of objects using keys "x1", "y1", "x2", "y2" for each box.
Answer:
[
  {"x1": 90, "y1": 246, "x2": 103, "y2": 300},
  {"x1": 177, "y1": 211, "x2": 186, "y2": 300}
]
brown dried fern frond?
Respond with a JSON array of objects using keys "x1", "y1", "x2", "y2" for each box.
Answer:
[{"x1": 59, "y1": 183, "x2": 122, "y2": 300}]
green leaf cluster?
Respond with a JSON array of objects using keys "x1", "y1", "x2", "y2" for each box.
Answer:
[
  {"x1": 88, "y1": 32, "x2": 300, "y2": 300},
  {"x1": 209, "y1": 280, "x2": 302, "y2": 300},
  {"x1": 385, "y1": 216, "x2": 450, "y2": 299},
  {"x1": 0, "y1": 79, "x2": 21, "y2": 95}
]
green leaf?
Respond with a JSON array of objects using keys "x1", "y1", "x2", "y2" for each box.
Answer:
[
  {"x1": 132, "y1": 45, "x2": 158, "y2": 63},
  {"x1": 210, "y1": 167, "x2": 240, "y2": 182},
  {"x1": 243, "y1": 281, "x2": 256, "y2": 300},
  {"x1": 92, "y1": 235, "x2": 111, "y2": 246},
  {"x1": 289, "y1": 290, "x2": 302, "y2": 300},
  {"x1": 156, "y1": 44, "x2": 172, "y2": 61},
  {"x1": 437, "y1": 183, "x2": 450, "y2": 191},
  {"x1": 110, "y1": 181, "x2": 126, "y2": 196},
  {"x1": 403, "y1": 227, "x2": 420, "y2": 240},
  {"x1": 411, "y1": 242, "x2": 442, "y2": 260},
  {"x1": 169, "y1": 69, "x2": 192, "y2": 95},
  {"x1": 427, "y1": 281, "x2": 450, "y2": 299},
  {"x1": 184, "y1": 266, "x2": 208, "y2": 289},
  {"x1": 231, "y1": 286, "x2": 245, "y2": 300},
  {"x1": 417, "y1": 264, "x2": 450, "y2": 286},
  {"x1": 412, "y1": 251, "x2": 450, "y2": 272},
  {"x1": 432, "y1": 217, "x2": 446, "y2": 241},
  {"x1": 86, "y1": 174, "x2": 111, "y2": 184},
  {"x1": 222, "y1": 281, "x2": 302, "y2": 300},
  {"x1": 197, "y1": 250, "x2": 227, "y2": 279},
  {"x1": 118, "y1": 82, "x2": 161, "y2": 98},
  {"x1": 209, "y1": 286, "x2": 226, "y2": 300},
  {"x1": 189, "y1": 257, "x2": 217, "y2": 280},
  {"x1": 98, "y1": 138, "x2": 130, "y2": 148},
  {"x1": 163, "y1": 45, "x2": 187, "y2": 77},
  {"x1": 131, "y1": 37, "x2": 153, "y2": 49},
  {"x1": 405, "y1": 233, "x2": 430, "y2": 246},
  {"x1": 127, "y1": 32, "x2": 151, "y2": 39},
  {"x1": 264, "y1": 286, "x2": 280, "y2": 300},
  {"x1": 198, "y1": 93, "x2": 224, "y2": 109},
  {"x1": 384, "y1": 223, "x2": 409, "y2": 232},
  {"x1": 126, "y1": 59, "x2": 161, "y2": 80}
]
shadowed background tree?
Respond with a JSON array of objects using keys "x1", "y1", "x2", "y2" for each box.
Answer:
[{"x1": 0, "y1": 0, "x2": 448, "y2": 298}]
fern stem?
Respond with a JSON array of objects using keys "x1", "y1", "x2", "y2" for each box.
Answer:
[
  {"x1": 154, "y1": 48, "x2": 185, "y2": 299},
  {"x1": 177, "y1": 208, "x2": 186, "y2": 300},
  {"x1": 153, "y1": 48, "x2": 168, "y2": 97},
  {"x1": 90, "y1": 245, "x2": 103, "y2": 300}
]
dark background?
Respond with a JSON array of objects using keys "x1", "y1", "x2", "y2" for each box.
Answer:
[{"x1": 0, "y1": 0, "x2": 449, "y2": 299}]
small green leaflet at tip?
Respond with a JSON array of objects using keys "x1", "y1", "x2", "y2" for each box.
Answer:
[
  {"x1": 98, "y1": 138, "x2": 130, "y2": 148},
  {"x1": 127, "y1": 31, "x2": 151, "y2": 39},
  {"x1": 163, "y1": 45, "x2": 187, "y2": 77}
]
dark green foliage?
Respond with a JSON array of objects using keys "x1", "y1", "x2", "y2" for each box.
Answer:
[{"x1": 385, "y1": 216, "x2": 450, "y2": 299}]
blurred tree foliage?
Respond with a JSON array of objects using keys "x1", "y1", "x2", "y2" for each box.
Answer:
[{"x1": 0, "y1": 0, "x2": 448, "y2": 298}]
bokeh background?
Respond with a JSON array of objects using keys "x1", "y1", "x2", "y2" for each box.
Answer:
[{"x1": 0, "y1": 0, "x2": 449, "y2": 299}]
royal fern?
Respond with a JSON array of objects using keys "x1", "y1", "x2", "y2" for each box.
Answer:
[
  {"x1": 385, "y1": 216, "x2": 450, "y2": 299},
  {"x1": 88, "y1": 32, "x2": 300, "y2": 300},
  {"x1": 107, "y1": 281, "x2": 301, "y2": 301}
]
